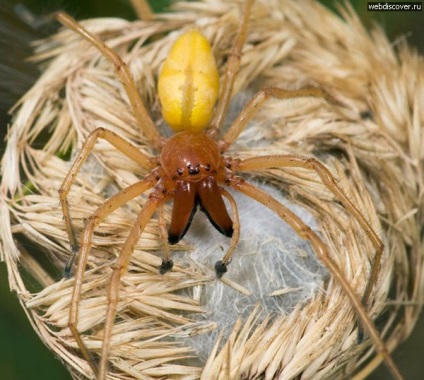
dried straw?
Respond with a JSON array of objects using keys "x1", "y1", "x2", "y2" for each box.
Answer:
[{"x1": 1, "y1": 0, "x2": 423, "y2": 379}]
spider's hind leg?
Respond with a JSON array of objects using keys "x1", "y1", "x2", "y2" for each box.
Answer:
[
  {"x1": 208, "y1": 0, "x2": 255, "y2": 136},
  {"x1": 228, "y1": 176, "x2": 400, "y2": 379}
]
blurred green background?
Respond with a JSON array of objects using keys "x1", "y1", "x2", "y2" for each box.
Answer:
[{"x1": 0, "y1": 0, "x2": 422, "y2": 379}]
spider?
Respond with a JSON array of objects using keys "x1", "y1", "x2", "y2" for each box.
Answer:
[{"x1": 56, "y1": 0, "x2": 401, "y2": 379}]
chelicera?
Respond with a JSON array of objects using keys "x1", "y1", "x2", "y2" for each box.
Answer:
[{"x1": 56, "y1": 0, "x2": 401, "y2": 379}]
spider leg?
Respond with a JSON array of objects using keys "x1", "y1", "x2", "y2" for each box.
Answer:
[
  {"x1": 208, "y1": 0, "x2": 254, "y2": 136},
  {"x1": 68, "y1": 177, "x2": 156, "y2": 377},
  {"x1": 129, "y1": 0, "x2": 153, "y2": 21},
  {"x1": 219, "y1": 87, "x2": 339, "y2": 152},
  {"x1": 56, "y1": 12, "x2": 163, "y2": 148},
  {"x1": 158, "y1": 202, "x2": 173, "y2": 274},
  {"x1": 234, "y1": 155, "x2": 383, "y2": 310},
  {"x1": 229, "y1": 177, "x2": 402, "y2": 380},
  {"x1": 98, "y1": 189, "x2": 167, "y2": 380},
  {"x1": 59, "y1": 127, "x2": 155, "y2": 270},
  {"x1": 215, "y1": 188, "x2": 240, "y2": 277}
]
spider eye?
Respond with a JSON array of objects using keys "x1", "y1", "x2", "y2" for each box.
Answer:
[
  {"x1": 187, "y1": 163, "x2": 200, "y2": 175},
  {"x1": 177, "y1": 168, "x2": 184, "y2": 176}
]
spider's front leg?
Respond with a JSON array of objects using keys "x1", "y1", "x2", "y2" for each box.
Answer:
[
  {"x1": 56, "y1": 12, "x2": 163, "y2": 148},
  {"x1": 59, "y1": 127, "x2": 155, "y2": 276}
]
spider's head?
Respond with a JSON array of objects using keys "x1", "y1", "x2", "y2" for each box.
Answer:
[{"x1": 160, "y1": 131, "x2": 221, "y2": 181}]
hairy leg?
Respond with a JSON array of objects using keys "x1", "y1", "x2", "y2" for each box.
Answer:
[
  {"x1": 56, "y1": 12, "x2": 163, "y2": 148},
  {"x1": 233, "y1": 154, "x2": 383, "y2": 309},
  {"x1": 59, "y1": 127, "x2": 155, "y2": 260},
  {"x1": 208, "y1": 0, "x2": 254, "y2": 136},
  {"x1": 219, "y1": 87, "x2": 339, "y2": 151},
  {"x1": 229, "y1": 176, "x2": 401, "y2": 380},
  {"x1": 130, "y1": 0, "x2": 153, "y2": 21},
  {"x1": 67, "y1": 177, "x2": 157, "y2": 376},
  {"x1": 97, "y1": 189, "x2": 166, "y2": 379}
]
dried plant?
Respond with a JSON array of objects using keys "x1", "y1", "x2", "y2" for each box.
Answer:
[{"x1": 1, "y1": 0, "x2": 423, "y2": 379}]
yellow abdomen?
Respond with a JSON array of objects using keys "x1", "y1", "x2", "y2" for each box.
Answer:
[{"x1": 158, "y1": 30, "x2": 219, "y2": 133}]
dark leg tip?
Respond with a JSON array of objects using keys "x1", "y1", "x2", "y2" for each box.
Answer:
[
  {"x1": 62, "y1": 244, "x2": 80, "y2": 279},
  {"x1": 360, "y1": 110, "x2": 373, "y2": 121},
  {"x1": 159, "y1": 260, "x2": 174, "y2": 274},
  {"x1": 62, "y1": 266, "x2": 72, "y2": 279},
  {"x1": 357, "y1": 326, "x2": 365, "y2": 344},
  {"x1": 215, "y1": 260, "x2": 228, "y2": 278}
]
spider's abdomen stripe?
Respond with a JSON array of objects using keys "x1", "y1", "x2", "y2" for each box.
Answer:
[{"x1": 158, "y1": 30, "x2": 219, "y2": 133}]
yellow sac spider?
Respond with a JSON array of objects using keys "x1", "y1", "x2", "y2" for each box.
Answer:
[{"x1": 56, "y1": 0, "x2": 401, "y2": 379}]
